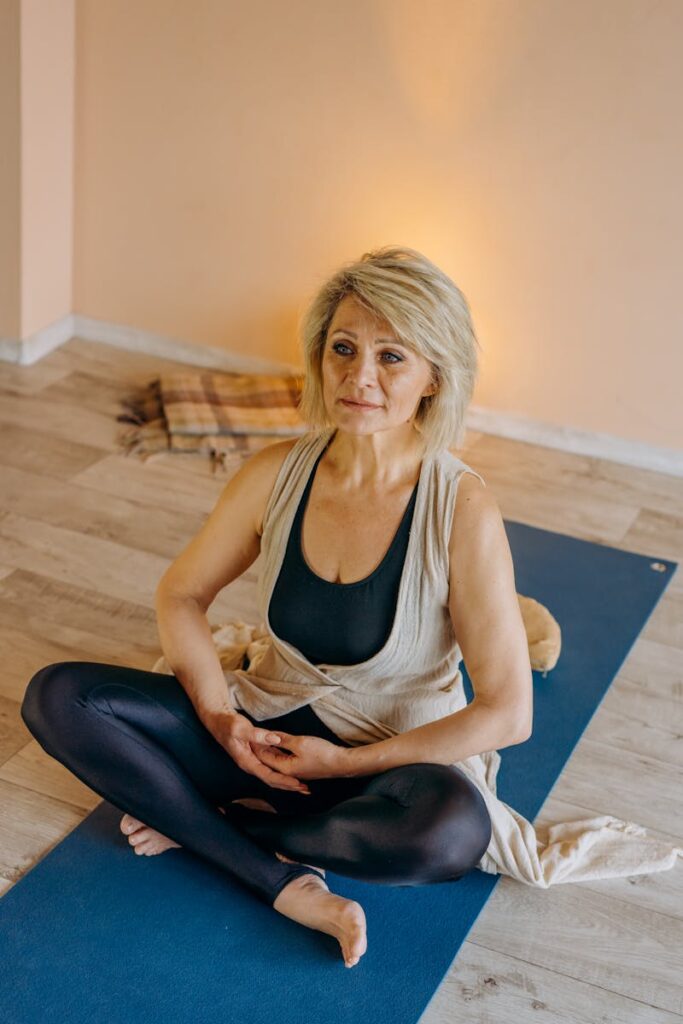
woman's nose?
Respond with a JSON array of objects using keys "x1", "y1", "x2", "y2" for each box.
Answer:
[{"x1": 346, "y1": 352, "x2": 380, "y2": 387}]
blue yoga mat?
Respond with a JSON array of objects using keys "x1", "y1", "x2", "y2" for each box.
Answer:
[{"x1": 0, "y1": 521, "x2": 677, "y2": 1024}]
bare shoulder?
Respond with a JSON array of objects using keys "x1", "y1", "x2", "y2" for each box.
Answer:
[
  {"x1": 443, "y1": 454, "x2": 532, "y2": 733},
  {"x1": 445, "y1": 450, "x2": 489, "y2": 504},
  {"x1": 156, "y1": 436, "x2": 300, "y2": 608},
  {"x1": 445, "y1": 456, "x2": 500, "y2": 558},
  {"x1": 242, "y1": 436, "x2": 300, "y2": 537}
]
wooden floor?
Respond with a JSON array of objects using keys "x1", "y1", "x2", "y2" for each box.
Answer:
[{"x1": 0, "y1": 337, "x2": 681, "y2": 1021}]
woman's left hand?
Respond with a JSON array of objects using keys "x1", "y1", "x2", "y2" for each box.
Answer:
[{"x1": 252, "y1": 731, "x2": 350, "y2": 781}]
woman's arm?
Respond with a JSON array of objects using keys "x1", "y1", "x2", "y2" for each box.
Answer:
[
  {"x1": 154, "y1": 438, "x2": 297, "y2": 727},
  {"x1": 155, "y1": 590, "x2": 239, "y2": 726},
  {"x1": 337, "y1": 472, "x2": 533, "y2": 777},
  {"x1": 336, "y1": 699, "x2": 527, "y2": 777}
]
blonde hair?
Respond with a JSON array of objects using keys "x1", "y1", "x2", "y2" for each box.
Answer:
[{"x1": 296, "y1": 245, "x2": 481, "y2": 458}]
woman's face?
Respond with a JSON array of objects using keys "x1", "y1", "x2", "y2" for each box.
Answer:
[{"x1": 320, "y1": 294, "x2": 436, "y2": 436}]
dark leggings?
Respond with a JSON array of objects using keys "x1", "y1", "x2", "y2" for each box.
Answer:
[{"x1": 20, "y1": 660, "x2": 493, "y2": 906}]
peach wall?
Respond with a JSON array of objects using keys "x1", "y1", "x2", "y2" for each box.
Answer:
[
  {"x1": 10, "y1": 0, "x2": 682, "y2": 451},
  {"x1": 0, "y1": 0, "x2": 21, "y2": 340},
  {"x1": 21, "y1": 0, "x2": 75, "y2": 339},
  {"x1": 0, "y1": 0, "x2": 74, "y2": 343}
]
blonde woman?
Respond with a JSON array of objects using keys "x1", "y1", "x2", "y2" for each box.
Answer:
[{"x1": 21, "y1": 247, "x2": 532, "y2": 969}]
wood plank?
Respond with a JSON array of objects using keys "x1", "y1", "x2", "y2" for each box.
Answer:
[
  {"x1": 465, "y1": 474, "x2": 638, "y2": 545},
  {"x1": 0, "y1": 622, "x2": 159, "y2": 705},
  {"x1": 0, "y1": 510, "x2": 260, "y2": 617},
  {"x1": 0, "y1": 421, "x2": 104, "y2": 480},
  {"x1": 0, "y1": 356, "x2": 72, "y2": 395},
  {"x1": 0, "y1": 387, "x2": 120, "y2": 451},
  {"x1": 0, "y1": 778, "x2": 89, "y2": 885},
  {"x1": 464, "y1": 877, "x2": 683, "y2": 1015},
  {"x1": 72, "y1": 452, "x2": 227, "y2": 512},
  {"x1": 422, "y1": 939, "x2": 681, "y2": 1024},
  {"x1": 0, "y1": 693, "x2": 32, "y2": 767},
  {"x1": 538, "y1": 736, "x2": 683, "y2": 842},
  {"x1": 0, "y1": 740, "x2": 101, "y2": 813},
  {"x1": 583, "y1": 672, "x2": 683, "y2": 766},
  {"x1": 619, "y1": 636, "x2": 683, "y2": 699},
  {"x1": 0, "y1": 462, "x2": 207, "y2": 559}
]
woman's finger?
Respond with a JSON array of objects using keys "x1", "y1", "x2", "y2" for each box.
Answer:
[
  {"x1": 261, "y1": 768, "x2": 311, "y2": 793},
  {"x1": 241, "y1": 749, "x2": 309, "y2": 793},
  {"x1": 252, "y1": 728, "x2": 282, "y2": 745},
  {"x1": 265, "y1": 730, "x2": 291, "y2": 743},
  {"x1": 256, "y1": 745, "x2": 289, "y2": 764}
]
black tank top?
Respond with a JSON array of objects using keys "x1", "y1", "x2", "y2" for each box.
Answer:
[{"x1": 268, "y1": 438, "x2": 419, "y2": 666}]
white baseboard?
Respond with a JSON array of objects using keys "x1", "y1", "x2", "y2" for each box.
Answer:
[
  {"x1": 466, "y1": 406, "x2": 683, "y2": 477},
  {"x1": 72, "y1": 314, "x2": 300, "y2": 376},
  {"x1": 0, "y1": 313, "x2": 298, "y2": 376},
  {"x1": 2, "y1": 313, "x2": 681, "y2": 477},
  {"x1": 0, "y1": 314, "x2": 77, "y2": 366}
]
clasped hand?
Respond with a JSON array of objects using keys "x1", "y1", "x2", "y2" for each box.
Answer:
[
  {"x1": 253, "y1": 730, "x2": 349, "y2": 781},
  {"x1": 201, "y1": 706, "x2": 351, "y2": 794}
]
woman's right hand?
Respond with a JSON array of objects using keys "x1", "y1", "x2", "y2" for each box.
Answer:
[{"x1": 201, "y1": 706, "x2": 311, "y2": 795}]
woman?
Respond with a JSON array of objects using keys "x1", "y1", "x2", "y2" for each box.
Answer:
[{"x1": 21, "y1": 246, "x2": 533, "y2": 969}]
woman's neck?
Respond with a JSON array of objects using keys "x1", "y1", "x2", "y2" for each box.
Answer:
[{"x1": 322, "y1": 427, "x2": 426, "y2": 494}]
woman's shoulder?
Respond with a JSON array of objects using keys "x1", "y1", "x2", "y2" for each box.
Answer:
[
  {"x1": 436, "y1": 446, "x2": 487, "y2": 489},
  {"x1": 251, "y1": 430, "x2": 325, "y2": 537},
  {"x1": 432, "y1": 448, "x2": 490, "y2": 552},
  {"x1": 436, "y1": 448, "x2": 503, "y2": 563},
  {"x1": 244, "y1": 437, "x2": 298, "y2": 538}
]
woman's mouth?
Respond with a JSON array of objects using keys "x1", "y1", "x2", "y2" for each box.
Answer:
[{"x1": 340, "y1": 399, "x2": 381, "y2": 411}]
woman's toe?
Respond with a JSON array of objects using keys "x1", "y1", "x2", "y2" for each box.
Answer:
[
  {"x1": 129, "y1": 828, "x2": 151, "y2": 846},
  {"x1": 120, "y1": 813, "x2": 144, "y2": 836}
]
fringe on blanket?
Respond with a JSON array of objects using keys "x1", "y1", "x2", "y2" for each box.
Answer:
[
  {"x1": 115, "y1": 375, "x2": 303, "y2": 475},
  {"x1": 116, "y1": 376, "x2": 169, "y2": 456}
]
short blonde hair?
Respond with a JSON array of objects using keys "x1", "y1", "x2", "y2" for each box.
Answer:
[{"x1": 296, "y1": 245, "x2": 481, "y2": 458}]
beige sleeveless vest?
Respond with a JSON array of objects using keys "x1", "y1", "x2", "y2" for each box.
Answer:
[
  {"x1": 225, "y1": 425, "x2": 484, "y2": 744},
  {"x1": 152, "y1": 426, "x2": 682, "y2": 888}
]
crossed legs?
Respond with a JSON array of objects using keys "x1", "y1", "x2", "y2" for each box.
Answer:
[{"x1": 20, "y1": 661, "x2": 492, "y2": 905}]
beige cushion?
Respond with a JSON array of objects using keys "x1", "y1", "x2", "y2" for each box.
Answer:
[{"x1": 518, "y1": 594, "x2": 562, "y2": 674}]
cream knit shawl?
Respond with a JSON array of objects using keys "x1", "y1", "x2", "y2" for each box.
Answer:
[{"x1": 153, "y1": 427, "x2": 681, "y2": 887}]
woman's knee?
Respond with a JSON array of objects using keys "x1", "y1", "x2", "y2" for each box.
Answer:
[
  {"x1": 21, "y1": 661, "x2": 93, "y2": 743},
  {"x1": 396, "y1": 762, "x2": 492, "y2": 874}
]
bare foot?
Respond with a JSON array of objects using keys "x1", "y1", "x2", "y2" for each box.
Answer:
[
  {"x1": 273, "y1": 872, "x2": 367, "y2": 969},
  {"x1": 118, "y1": 801, "x2": 274, "y2": 855},
  {"x1": 119, "y1": 813, "x2": 180, "y2": 856}
]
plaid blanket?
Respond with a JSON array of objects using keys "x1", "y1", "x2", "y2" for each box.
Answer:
[{"x1": 116, "y1": 369, "x2": 308, "y2": 473}]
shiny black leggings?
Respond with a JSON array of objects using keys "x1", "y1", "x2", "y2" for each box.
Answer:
[{"x1": 20, "y1": 661, "x2": 493, "y2": 906}]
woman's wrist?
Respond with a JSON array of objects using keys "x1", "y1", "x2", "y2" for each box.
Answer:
[
  {"x1": 198, "y1": 701, "x2": 238, "y2": 730},
  {"x1": 336, "y1": 742, "x2": 381, "y2": 778}
]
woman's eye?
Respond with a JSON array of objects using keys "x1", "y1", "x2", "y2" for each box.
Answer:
[{"x1": 331, "y1": 342, "x2": 402, "y2": 363}]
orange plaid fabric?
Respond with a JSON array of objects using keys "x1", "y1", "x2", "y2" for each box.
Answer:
[{"x1": 116, "y1": 369, "x2": 308, "y2": 472}]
